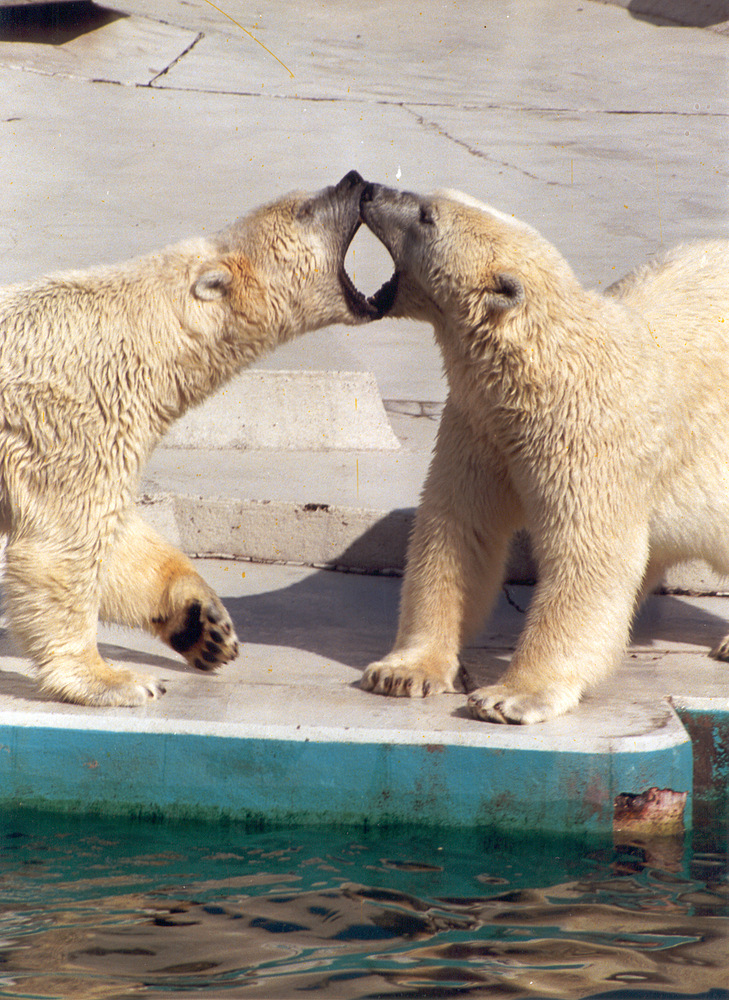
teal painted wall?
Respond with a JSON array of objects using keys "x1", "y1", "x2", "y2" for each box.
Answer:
[
  {"x1": 673, "y1": 707, "x2": 729, "y2": 833},
  {"x1": 0, "y1": 724, "x2": 693, "y2": 833}
]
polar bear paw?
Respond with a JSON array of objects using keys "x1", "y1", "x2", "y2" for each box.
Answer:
[
  {"x1": 40, "y1": 656, "x2": 166, "y2": 707},
  {"x1": 467, "y1": 683, "x2": 578, "y2": 725},
  {"x1": 80, "y1": 669, "x2": 166, "y2": 707},
  {"x1": 163, "y1": 595, "x2": 239, "y2": 672},
  {"x1": 361, "y1": 652, "x2": 463, "y2": 698}
]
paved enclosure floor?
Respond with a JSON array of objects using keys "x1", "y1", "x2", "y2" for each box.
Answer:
[
  {"x1": 0, "y1": 558, "x2": 727, "y2": 735},
  {"x1": 0, "y1": 558, "x2": 724, "y2": 829}
]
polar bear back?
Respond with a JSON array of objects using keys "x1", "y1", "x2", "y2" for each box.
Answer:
[{"x1": 607, "y1": 241, "x2": 729, "y2": 351}]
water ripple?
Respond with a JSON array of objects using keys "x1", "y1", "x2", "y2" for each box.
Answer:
[{"x1": 0, "y1": 811, "x2": 725, "y2": 999}]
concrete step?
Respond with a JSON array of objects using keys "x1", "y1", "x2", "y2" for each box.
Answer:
[
  {"x1": 162, "y1": 371, "x2": 400, "y2": 452},
  {"x1": 142, "y1": 372, "x2": 729, "y2": 593}
]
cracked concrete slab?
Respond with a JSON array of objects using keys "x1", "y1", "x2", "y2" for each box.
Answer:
[
  {"x1": 0, "y1": 9, "x2": 199, "y2": 85},
  {"x1": 3, "y1": 3, "x2": 724, "y2": 397},
  {"x1": 150, "y1": 1, "x2": 727, "y2": 115},
  {"x1": 401, "y1": 104, "x2": 729, "y2": 285}
]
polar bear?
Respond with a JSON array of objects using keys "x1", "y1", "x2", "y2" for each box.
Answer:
[
  {"x1": 359, "y1": 181, "x2": 729, "y2": 724},
  {"x1": 0, "y1": 171, "x2": 376, "y2": 706}
]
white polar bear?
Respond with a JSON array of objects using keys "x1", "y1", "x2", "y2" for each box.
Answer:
[
  {"x1": 359, "y1": 181, "x2": 729, "y2": 724},
  {"x1": 0, "y1": 171, "x2": 377, "y2": 706}
]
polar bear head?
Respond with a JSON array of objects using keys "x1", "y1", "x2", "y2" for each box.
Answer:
[
  {"x1": 191, "y1": 170, "x2": 382, "y2": 340},
  {"x1": 360, "y1": 182, "x2": 577, "y2": 337}
]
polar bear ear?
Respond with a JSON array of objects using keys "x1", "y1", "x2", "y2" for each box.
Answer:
[
  {"x1": 193, "y1": 268, "x2": 233, "y2": 301},
  {"x1": 485, "y1": 273, "x2": 525, "y2": 313}
]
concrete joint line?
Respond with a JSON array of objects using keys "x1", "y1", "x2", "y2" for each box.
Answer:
[
  {"x1": 403, "y1": 101, "x2": 729, "y2": 121},
  {"x1": 147, "y1": 31, "x2": 204, "y2": 87},
  {"x1": 401, "y1": 105, "x2": 567, "y2": 188}
]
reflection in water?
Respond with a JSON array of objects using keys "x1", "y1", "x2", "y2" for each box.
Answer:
[{"x1": 0, "y1": 811, "x2": 726, "y2": 999}]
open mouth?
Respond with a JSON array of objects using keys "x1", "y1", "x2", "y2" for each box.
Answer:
[
  {"x1": 340, "y1": 220, "x2": 398, "y2": 319},
  {"x1": 368, "y1": 270, "x2": 399, "y2": 316}
]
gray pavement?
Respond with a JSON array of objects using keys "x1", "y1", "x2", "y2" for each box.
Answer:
[{"x1": 0, "y1": 0, "x2": 727, "y2": 828}]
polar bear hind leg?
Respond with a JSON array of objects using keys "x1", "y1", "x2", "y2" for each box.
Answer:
[
  {"x1": 3, "y1": 527, "x2": 165, "y2": 706},
  {"x1": 98, "y1": 512, "x2": 239, "y2": 672}
]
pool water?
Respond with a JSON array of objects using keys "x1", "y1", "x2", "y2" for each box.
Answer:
[{"x1": 0, "y1": 810, "x2": 726, "y2": 999}]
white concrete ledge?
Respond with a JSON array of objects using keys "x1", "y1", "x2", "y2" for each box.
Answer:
[{"x1": 161, "y1": 372, "x2": 400, "y2": 452}]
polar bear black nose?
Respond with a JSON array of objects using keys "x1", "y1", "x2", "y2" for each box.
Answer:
[{"x1": 338, "y1": 170, "x2": 364, "y2": 191}]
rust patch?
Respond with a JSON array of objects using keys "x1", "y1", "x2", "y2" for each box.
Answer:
[
  {"x1": 613, "y1": 787, "x2": 688, "y2": 872},
  {"x1": 613, "y1": 786, "x2": 687, "y2": 835}
]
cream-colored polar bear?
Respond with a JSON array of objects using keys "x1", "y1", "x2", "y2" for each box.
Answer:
[
  {"x1": 359, "y1": 181, "x2": 729, "y2": 723},
  {"x1": 0, "y1": 171, "x2": 376, "y2": 706}
]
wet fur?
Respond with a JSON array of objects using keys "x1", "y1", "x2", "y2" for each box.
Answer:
[
  {"x1": 0, "y1": 176, "x2": 367, "y2": 705},
  {"x1": 360, "y1": 185, "x2": 729, "y2": 723}
]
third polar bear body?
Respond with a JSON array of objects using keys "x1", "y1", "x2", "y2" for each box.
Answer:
[{"x1": 360, "y1": 182, "x2": 729, "y2": 723}]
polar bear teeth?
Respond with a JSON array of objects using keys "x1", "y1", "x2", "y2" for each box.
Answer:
[
  {"x1": 339, "y1": 265, "x2": 378, "y2": 318},
  {"x1": 339, "y1": 266, "x2": 398, "y2": 319}
]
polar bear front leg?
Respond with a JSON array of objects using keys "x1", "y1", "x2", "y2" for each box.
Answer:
[
  {"x1": 361, "y1": 402, "x2": 518, "y2": 698},
  {"x1": 3, "y1": 533, "x2": 164, "y2": 706},
  {"x1": 39, "y1": 648, "x2": 165, "y2": 707},
  {"x1": 468, "y1": 525, "x2": 650, "y2": 724},
  {"x1": 99, "y1": 512, "x2": 239, "y2": 671}
]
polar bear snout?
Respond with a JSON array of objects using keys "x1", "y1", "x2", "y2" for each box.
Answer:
[
  {"x1": 335, "y1": 169, "x2": 365, "y2": 193},
  {"x1": 357, "y1": 183, "x2": 415, "y2": 316},
  {"x1": 284, "y1": 169, "x2": 388, "y2": 324},
  {"x1": 360, "y1": 182, "x2": 422, "y2": 255},
  {"x1": 359, "y1": 183, "x2": 435, "y2": 318}
]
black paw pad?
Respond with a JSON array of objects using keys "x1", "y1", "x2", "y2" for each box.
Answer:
[
  {"x1": 169, "y1": 601, "x2": 204, "y2": 654},
  {"x1": 194, "y1": 657, "x2": 217, "y2": 673}
]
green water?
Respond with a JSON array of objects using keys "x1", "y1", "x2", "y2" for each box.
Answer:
[{"x1": 0, "y1": 810, "x2": 726, "y2": 999}]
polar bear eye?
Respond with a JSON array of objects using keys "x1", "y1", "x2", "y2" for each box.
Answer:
[{"x1": 419, "y1": 205, "x2": 436, "y2": 226}]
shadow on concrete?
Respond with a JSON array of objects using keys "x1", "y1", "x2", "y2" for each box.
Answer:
[
  {"x1": 0, "y1": 665, "x2": 47, "y2": 701},
  {"x1": 0, "y1": 2, "x2": 126, "y2": 45},
  {"x1": 632, "y1": 592, "x2": 729, "y2": 649},
  {"x1": 224, "y1": 510, "x2": 404, "y2": 671},
  {"x1": 320, "y1": 508, "x2": 414, "y2": 575},
  {"x1": 627, "y1": 0, "x2": 729, "y2": 28},
  {"x1": 0, "y1": 628, "x2": 190, "y2": 703},
  {"x1": 227, "y1": 566, "x2": 402, "y2": 671},
  {"x1": 97, "y1": 642, "x2": 185, "y2": 673},
  {"x1": 228, "y1": 566, "x2": 729, "y2": 680}
]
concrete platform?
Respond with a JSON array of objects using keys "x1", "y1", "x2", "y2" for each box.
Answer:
[
  {"x1": 0, "y1": 0, "x2": 727, "y2": 832},
  {"x1": 0, "y1": 559, "x2": 727, "y2": 833}
]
